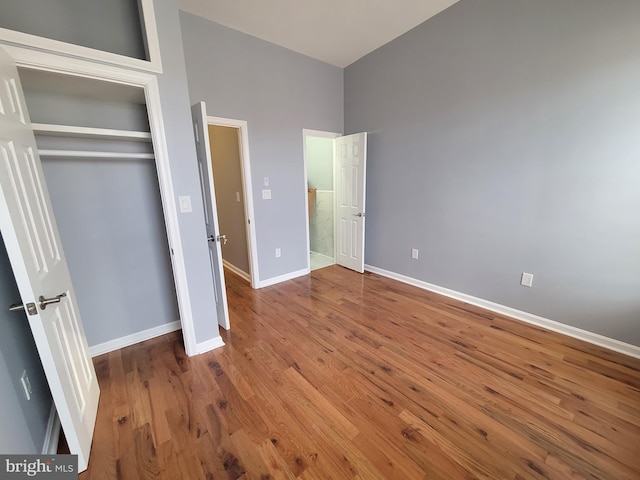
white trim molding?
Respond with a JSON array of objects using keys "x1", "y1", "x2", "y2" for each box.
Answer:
[
  {"x1": 89, "y1": 321, "x2": 181, "y2": 357},
  {"x1": 258, "y1": 268, "x2": 309, "y2": 289},
  {"x1": 195, "y1": 336, "x2": 226, "y2": 355},
  {"x1": 365, "y1": 265, "x2": 640, "y2": 360},
  {"x1": 0, "y1": 0, "x2": 162, "y2": 73},
  {"x1": 223, "y1": 259, "x2": 251, "y2": 283},
  {"x1": 41, "y1": 404, "x2": 61, "y2": 455}
]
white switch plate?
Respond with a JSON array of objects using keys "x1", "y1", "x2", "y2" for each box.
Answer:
[
  {"x1": 264, "y1": 177, "x2": 269, "y2": 186},
  {"x1": 275, "y1": 248, "x2": 281, "y2": 258},
  {"x1": 236, "y1": 192, "x2": 241, "y2": 202},
  {"x1": 178, "y1": 195, "x2": 192, "y2": 213},
  {"x1": 262, "y1": 189, "x2": 272, "y2": 200},
  {"x1": 521, "y1": 272, "x2": 534, "y2": 287},
  {"x1": 411, "y1": 248, "x2": 419, "y2": 259}
]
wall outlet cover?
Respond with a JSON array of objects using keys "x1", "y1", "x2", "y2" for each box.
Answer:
[
  {"x1": 275, "y1": 248, "x2": 281, "y2": 258},
  {"x1": 262, "y1": 189, "x2": 272, "y2": 200},
  {"x1": 521, "y1": 272, "x2": 534, "y2": 287},
  {"x1": 411, "y1": 248, "x2": 419, "y2": 259}
]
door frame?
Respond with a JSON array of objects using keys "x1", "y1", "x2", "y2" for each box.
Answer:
[
  {"x1": 1, "y1": 45, "x2": 201, "y2": 356},
  {"x1": 302, "y1": 129, "x2": 341, "y2": 272},
  {"x1": 207, "y1": 116, "x2": 259, "y2": 288}
]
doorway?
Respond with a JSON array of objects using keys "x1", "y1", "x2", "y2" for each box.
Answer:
[
  {"x1": 205, "y1": 116, "x2": 259, "y2": 288},
  {"x1": 303, "y1": 129, "x2": 340, "y2": 271}
]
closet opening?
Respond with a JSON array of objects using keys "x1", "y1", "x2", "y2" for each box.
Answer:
[{"x1": 19, "y1": 67, "x2": 180, "y2": 353}]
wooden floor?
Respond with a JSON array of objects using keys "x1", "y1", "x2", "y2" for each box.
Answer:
[{"x1": 80, "y1": 266, "x2": 640, "y2": 480}]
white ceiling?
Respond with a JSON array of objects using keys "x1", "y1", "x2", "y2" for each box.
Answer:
[{"x1": 177, "y1": 0, "x2": 460, "y2": 68}]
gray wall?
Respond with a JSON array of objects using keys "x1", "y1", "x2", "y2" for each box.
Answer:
[
  {"x1": 0, "y1": 0, "x2": 146, "y2": 59},
  {"x1": 180, "y1": 12, "x2": 344, "y2": 281},
  {"x1": 344, "y1": 0, "x2": 640, "y2": 346},
  {"x1": 41, "y1": 157, "x2": 179, "y2": 347},
  {"x1": 209, "y1": 125, "x2": 250, "y2": 275},
  {"x1": 0, "y1": 235, "x2": 52, "y2": 454},
  {"x1": 155, "y1": 0, "x2": 220, "y2": 344}
]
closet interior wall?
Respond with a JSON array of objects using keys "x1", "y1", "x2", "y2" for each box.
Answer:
[{"x1": 19, "y1": 68, "x2": 180, "y2": 348}]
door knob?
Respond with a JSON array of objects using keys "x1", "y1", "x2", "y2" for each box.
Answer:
[
  {"x1": 38, "y1": 292, "x2": 67, "y2": 310},
  {"x1": 353, "y1": 212, "x2": 366, "y2": 218},
  {"x1": 207, "y1": 234, "x2": 227, "y2": 245}
]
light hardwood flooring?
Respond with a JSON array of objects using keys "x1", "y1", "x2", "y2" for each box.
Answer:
[{"x1": 80, "y1": 266, "x2": 640, "y2": 479}]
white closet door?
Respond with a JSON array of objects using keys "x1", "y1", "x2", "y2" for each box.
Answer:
[{"x1": 0, "y1": 47, "x2": 99, "y2": 472}]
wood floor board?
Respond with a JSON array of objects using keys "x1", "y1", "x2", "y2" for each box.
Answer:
[{"x1": 80, "y1": 266, "x2": 640, "y2": 479}]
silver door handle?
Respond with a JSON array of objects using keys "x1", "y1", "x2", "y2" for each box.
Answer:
[
  {"x1": 207, "y1": 234, "x2": 227, "y2": 245},
  {"x1": 353, "y1": 212, "x2": 366, "y2": 218},
  {"x1": 39, "y1": 293, "x2": 67, "y2": 310},
  {"x1": 8, "y1": 301, "x2": 38, "y2": 315}
]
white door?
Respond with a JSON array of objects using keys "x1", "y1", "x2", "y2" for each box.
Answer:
[
  {"x1": 335, "y1": 132, "x2": 368, "y2": 273},
  {"x1": 191, "y1": 102, "x2": 230, "y2": 330},
  {"x1": 0, "y1": 48, "x2": 99, "y2": 471}
]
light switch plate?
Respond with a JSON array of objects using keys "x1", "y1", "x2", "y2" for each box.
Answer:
[
  {"x1": 262, "y1": 189, "x2": 272, "y2": 200},
  {"x1": 264, "y1": 177, "x2": 269, "y2": 186},
  {"x1": 178, "y1": 195, "x2": 192, "y2": 213}
]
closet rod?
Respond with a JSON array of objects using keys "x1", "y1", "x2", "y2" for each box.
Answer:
[{"x1": 38, "y1": 150, "x2": 155, "y2": 160}]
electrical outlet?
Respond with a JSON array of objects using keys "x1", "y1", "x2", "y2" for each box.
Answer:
[
  {"x1": 411, "y1": 248, "x2": 419, "y2": 260},
  {"x1": 262, "y1": 189, "x2": 272, "y2": 200},
  {"x1": 275, "y1": 248, "x2": 281, "y2": 258},
  {"x1": 521, "y1": 272, "x2": 534, "y2": 287},
  {"x1": 20, "y1": 371, "x2": 32, "y2": 401}
]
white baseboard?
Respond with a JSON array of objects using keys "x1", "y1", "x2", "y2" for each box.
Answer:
[
  {"x1": 257, "y1": 268, "x2": 309, "y2": 289},
  {"x1": 194, "y1": 335, "x2": 225, "y2": 355},
  {"x1": 89, "y1": 320, "x2": 182, "y2": 357},
  {"x1": 310, "y1": 251, "x2": 335, "y2": 263},
  {"x1": 223, "y1": 259, "x2": 251, "y2": 283},
  {"x1": 41, "y1": 403, "x2": 60, "y2": 454},
  {"x1": 365, "y1": 265, "x2": 640, "y2": 360}
]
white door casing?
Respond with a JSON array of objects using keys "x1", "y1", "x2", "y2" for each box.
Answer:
[
  {"x1": 0, "y1": 48, "x2": 99, "y2": 472},
  {"x1": 335, "y1": 132, "x2": 368, "y2": 273},
  {"x1": 191, "y1": 102, "x2": 230, "y2": 330}
]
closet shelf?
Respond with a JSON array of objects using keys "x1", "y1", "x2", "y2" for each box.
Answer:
[
  {"x1": 32, "y1": 123, "x2": 152, "y2": 142},
  {"x1": 38, "y1": 150, "x2": 155, "y2": 160}
]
